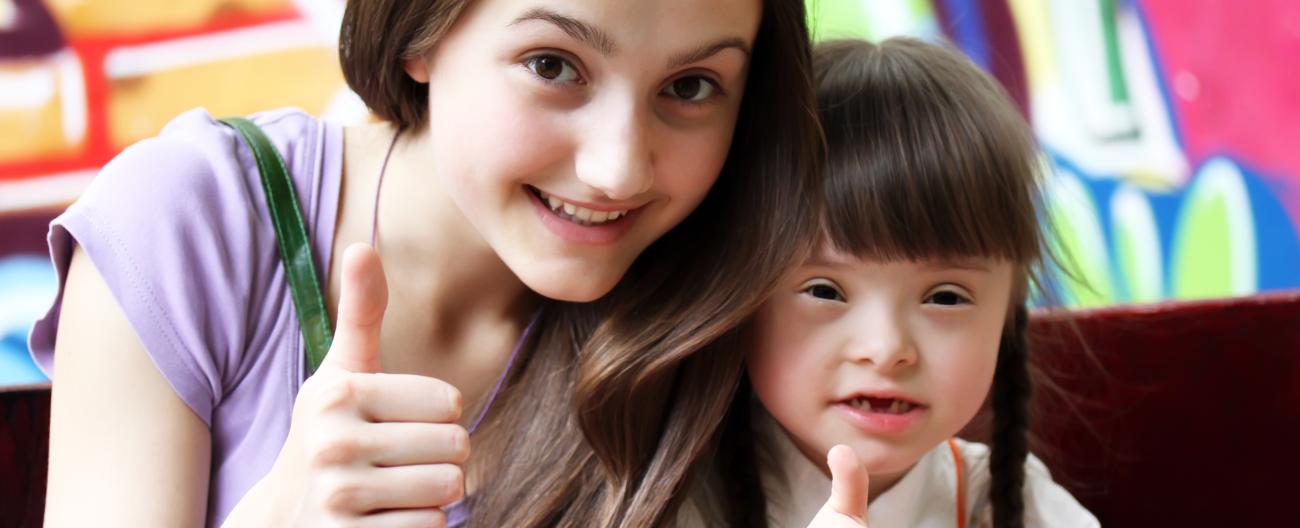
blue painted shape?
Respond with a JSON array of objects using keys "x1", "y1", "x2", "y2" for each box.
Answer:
[
  {"x1": 1235, "y1": 161, "x2": 1300, "y2": 292},
  {"x1": 936, "y1": 0, "x2": 993, "y2": 70},
  {"x1": 0, "y1": 254, "x2": 56, "y2": 386}
]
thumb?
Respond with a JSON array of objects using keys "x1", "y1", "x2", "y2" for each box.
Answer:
[
  {"x1": 826, "y1": 444, "x2": 870, "y2": 524},
  {"x1": 321, "y1": 243, "x2": 388, "y2": 373}
]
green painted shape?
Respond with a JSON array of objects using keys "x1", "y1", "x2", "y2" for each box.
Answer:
[
  {"x1": 1111, "y1": 192, "x2": 1163, "y2": 303},
  {"x1": 1045, "y1": 179, "x2": 1116, "y2": 308},
  {"x1": 1112, "y1": 218, "x2": 1164, "y2": 301},
  {"x1": 807, "y1": 0, "x2": 873, "y2": 41},
  {"x1": 1172, "y1": 192, "x2": 1236, "y2": 299}
]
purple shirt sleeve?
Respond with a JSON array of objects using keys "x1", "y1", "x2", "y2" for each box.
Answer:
[{"x1": 28, "y1": 108, "x2": 320, "y2": 426}]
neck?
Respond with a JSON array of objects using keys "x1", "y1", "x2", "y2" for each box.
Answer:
[{"x1": 339, "y1": 123, "x2": 538, "y2": 355}]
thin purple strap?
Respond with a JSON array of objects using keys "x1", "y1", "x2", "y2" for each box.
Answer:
[
  {"x1": 369, "y1": 129, "x2": 401, "y2": 247},
  {"x1": 468, "y1": 309, "x2": 541, "y2": 434}
]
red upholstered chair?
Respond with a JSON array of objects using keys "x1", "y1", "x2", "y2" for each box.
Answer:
[
  {"x1": 963, "y1": 291, "x2": 1300, "y2": 527},
  {"x1": 0, "y1": 383, "x2": 50, "y2": 527},
  {"x1": 3, "y1": 292, "x2": 1298, "y2": 526}
]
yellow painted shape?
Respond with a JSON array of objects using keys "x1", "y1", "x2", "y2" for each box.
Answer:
[
  {"x1": 0, "y1": 62, "x2": 81, "y2": 162},
  {"x1": 1007, "y1": 0, "x2": 1057, "y2": 90},
  {"x1": 46, "y1": 0, "x2": 294, "y2": 37},
  {"x1": 107, "y1": 47, "x2": 343, "y2": 148}
]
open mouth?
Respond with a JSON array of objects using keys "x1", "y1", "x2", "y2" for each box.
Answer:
[
  {"x1": 842, "y1": 396, "x2": 922, "y2": 415},
  {"x1": 526, "y1": 185, "x2": 631, "y2": 227}
]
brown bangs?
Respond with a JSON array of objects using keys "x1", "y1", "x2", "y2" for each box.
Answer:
[{"x1": 814, "y1": 38, "x2": 1043, "y2": 267}]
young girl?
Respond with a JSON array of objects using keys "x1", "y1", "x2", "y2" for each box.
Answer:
[
  {"x1": 693, "y1": 38, "x2": 1099, "y2": 527},
  {"x1": 32, "y1": 0, "x2": 820, "y2": 526}
]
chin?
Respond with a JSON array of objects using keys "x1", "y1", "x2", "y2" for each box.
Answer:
[
  {"x1": 514, "y1": 261, "x2": 627, "y2": 303},
  {"x1": 844, "y1": 437, "x2": 930, "y2": 475}
]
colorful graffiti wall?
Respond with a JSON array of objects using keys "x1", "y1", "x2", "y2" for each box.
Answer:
[
  {"x1": 2, "y1": 0, "x2": 1298, "y2": 385},
  {"x1": 807, "y1": 0, "x2": 1300, "y2": 307}
]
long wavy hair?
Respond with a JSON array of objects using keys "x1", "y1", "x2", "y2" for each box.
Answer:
[
  {"x1": 382, "y1": 1, "x2": 818, "y2": 526},
  {"x1": 713, "y1": 37, "x2": 1049, "y2": 528}
]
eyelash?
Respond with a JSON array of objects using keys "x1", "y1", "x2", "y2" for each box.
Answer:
[
  {"x1": 923, "y1": 287, "x2": 973, "y2": 306},
  {"x1": 522, "y1": 53, "x2": 585, "y2": 86},
  {"x1": 800, "y1": 280, "x2": 846, "y2": 303},
  {"x1": 521, "y1": 53, "x2": 724, "y2": 105}
]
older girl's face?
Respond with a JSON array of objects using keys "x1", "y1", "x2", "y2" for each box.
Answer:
[
  {"x1": 748, "y1": 245, "x2": 1015, "y2": 483},
  {"x1": 405, "y1": 0, "x2": 762, "y2": 302}
]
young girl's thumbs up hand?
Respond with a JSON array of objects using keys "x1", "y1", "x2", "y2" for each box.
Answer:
[
  {"x1": 225, "y1": 244, "x2": 466, "y2": 527},
  {"x1": 807, "y1": 445, "x2": 871, "y2": 528}
]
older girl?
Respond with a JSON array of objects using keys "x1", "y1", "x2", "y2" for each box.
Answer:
[{"x1": 33, "y1": 0, "x2": 819, "y2": 526}]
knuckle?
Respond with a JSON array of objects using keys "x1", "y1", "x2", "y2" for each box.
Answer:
[
  {"x1": 448, "y1": 426, "x2": 471, "y2": 462},
  {"x1": 443, "y1": 385, "x2": 463, "y2": 418},
  {"x1": 433, "y1": 465, "x2": 465, "y2": 504},
  {"x1": 319, "y1": 476, "x2": 366, "y2": 514},
  {"x1": 309, "y1": 433, "x2": 362, "y2": 468},
  {"x1": 429, "y1": 509, "x2": 448, "y2": 528},
  {"x1": 316, "y1": 376, "x2": 361, "y2": 413}
]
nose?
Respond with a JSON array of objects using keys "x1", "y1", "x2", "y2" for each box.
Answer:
[
  {"x1": 574, "y1": 97, "x2": 653, "y2": 201},
  {"x1": 844, "y1": 305, "x2": 919, "y2": 374}
]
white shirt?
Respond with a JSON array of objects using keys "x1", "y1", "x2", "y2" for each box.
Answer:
[{"x1": 677, "y1": 415, "x2": 1100, "y2": 527}]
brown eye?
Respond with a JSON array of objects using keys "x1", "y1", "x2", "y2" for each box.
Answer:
[
  {"x1": 663, "y1": 76, "x2": 716, "y2": 102},
  {"x1": 803, "y1": 283, "x2": 846, "y2": 302},
  {"x1": 924, "y1": 290, "x2": 970, "y2": 306},
  {"x1": 525, "y1": 55, "x2": 579, "y2": 83}
]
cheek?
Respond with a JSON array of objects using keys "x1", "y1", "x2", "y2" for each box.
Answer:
[
  {"x1": 747, "y1": 304, "x2": 822, "y2": 417},
  {"x1": 429, "y1": 71, "x2": 571, "y2": 194},
  {"x1": 927, "y1": 326, "x2": 1002, "y2": 420},
  {"x1": 654, "y1": 123, "x2": 734, "y2": 204}
]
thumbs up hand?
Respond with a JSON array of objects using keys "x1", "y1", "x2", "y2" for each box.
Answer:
[
  {"x1": 228, "y1": 244, "x2": 467, "y2": 528},
  {"x1": 807, "y1": 445, "x2": 871, "y2": 528}
]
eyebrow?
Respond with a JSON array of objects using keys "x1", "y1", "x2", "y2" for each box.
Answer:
[
  {"x1": 667, "y1": 37, "x2": 751, "y2": 69},
  {"x1": 510, "y1": 8, "x2": 617, "y2": 55},
  {"x1": 510, "y1": 8, "x2": 751, "y2": 68}
]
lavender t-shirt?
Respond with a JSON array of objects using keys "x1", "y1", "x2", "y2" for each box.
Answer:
[{"x1": 29, "y1": 107, "x2": 342, "y2": 526}]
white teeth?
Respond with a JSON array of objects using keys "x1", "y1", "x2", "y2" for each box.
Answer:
[
  {"x1": 533, "y1": 188, "x2": 630, "y2": 225},
  {"x1": 888, "y1": 400, "x2": 901, "y2": 414}
]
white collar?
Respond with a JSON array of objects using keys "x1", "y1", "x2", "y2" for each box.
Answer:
[{"x1": 758, "y1": 411, "x2": 962, "y2": 528}]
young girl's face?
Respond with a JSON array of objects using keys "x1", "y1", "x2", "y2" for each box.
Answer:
[
  {"x1": 748, "y1": 244, "x2": 1015, "y2": 482},
  {"x1": 406, "y1": 0, "x2": 761, "y2": 302}
]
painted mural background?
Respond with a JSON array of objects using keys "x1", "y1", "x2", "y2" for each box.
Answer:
[{"x1": 2, "y1": 0, "x2": 1297, "y2": 385}]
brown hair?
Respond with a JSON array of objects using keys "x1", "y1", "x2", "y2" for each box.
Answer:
[
  {"x1": 714, "y1": 37, "x2": 1048, "y2": 528},
  {"x1": 339, "y1": 0, "x2": 473, "y2": 130},
  {"x1": 319, "y1": 0, "x2": 828, "y2": 526},
  {"x1": 819, "y1": 36, "x2": 1047, "y2": 528}
]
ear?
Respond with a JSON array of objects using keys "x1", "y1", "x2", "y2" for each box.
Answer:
[{"x1": 403, "y1": 55, "x2": 432, "y2": 83}]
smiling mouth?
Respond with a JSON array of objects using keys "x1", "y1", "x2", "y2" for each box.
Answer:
[
  {"x1": 843, "y1": 396, "x2": 922, "y2": 415},
  {"x1": 526, "y1": 185, "x2": 631, "y2": 226}
]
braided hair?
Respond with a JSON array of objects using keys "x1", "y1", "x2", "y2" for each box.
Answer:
[{"x1": 990, "y1": 303, "x2": 1033, "y2": 528}]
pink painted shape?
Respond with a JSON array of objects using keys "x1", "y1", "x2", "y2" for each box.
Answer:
[{"x1": 1139, "y1": 0, "x2": 1300, "y2": 217}]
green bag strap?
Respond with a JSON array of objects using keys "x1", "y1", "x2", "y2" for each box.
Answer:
[{"x1": 220, "y1": 117, "x2": 333, "y2": 374}]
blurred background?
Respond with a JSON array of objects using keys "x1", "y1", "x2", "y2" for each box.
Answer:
[{"x1": 2, "y1": 0, "x2": 1298, "y2": 386}]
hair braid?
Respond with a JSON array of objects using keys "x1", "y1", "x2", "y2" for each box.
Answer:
[{"x1": 989, "y1": 303, "x2": 1032, "y2": 528}]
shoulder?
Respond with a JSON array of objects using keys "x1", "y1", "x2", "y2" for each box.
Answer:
[
  {"x1": 29, "y1": 107, "x2": 339, "y2": 423},
  {"x1": 70, "y1": 107, "x2": 331, "y2": 222},
  {"x1": 952, "y1": 439, "x2": 1100, "y2": 528}
]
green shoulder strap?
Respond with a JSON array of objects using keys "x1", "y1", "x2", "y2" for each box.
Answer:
[{"x1": 220, "y1": 117, "x2": 333, "y2": 374}]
